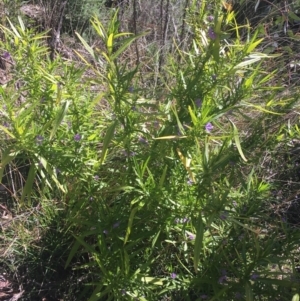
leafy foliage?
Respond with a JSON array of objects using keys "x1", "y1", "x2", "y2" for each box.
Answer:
[{"x1": 0, "y1": 1, "x2": 300, "y2": 301}]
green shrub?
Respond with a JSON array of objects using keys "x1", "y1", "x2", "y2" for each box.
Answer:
[{"x1": 0, "y1": 2, "x2": 300, "y2": 301}]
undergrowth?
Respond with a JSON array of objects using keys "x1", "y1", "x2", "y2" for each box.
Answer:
[{"x1": 0, "y1": 1, "x2": 300, "y2": 301}]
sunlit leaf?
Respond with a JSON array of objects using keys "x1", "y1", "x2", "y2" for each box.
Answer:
[
  {"x1": 50, "y1": 100, "x2": 70, "y2": 140},
  {"x1": 99, "y1": 120, "x2": 118, "y2": 165},
  {"x1": 229, "y1": 120, "x2": 247, "y2": 162}
]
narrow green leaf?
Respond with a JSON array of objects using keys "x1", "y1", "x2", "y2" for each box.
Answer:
[
  {"x1": 124, "y1": 206, "x2": 139, "y2": 245},
  {"x1": 65, "y1": 239, "x2": 81, "y2": 269},
  {"x1": 124, "y1": 249, "x2": 130, "y2": 275},
  {"x1": 107, "y1": 33, "x2": 114, "y2": 55},
  {"x1": 7, "y1": 18, "x2": 21, "y2": 38},
  {"x1": 75, "y1": 31, "x2": 95, "y2": 59},
  {"x1": 38, "y1": 156, "x2": 66, "y2": 193},
  {"x1": 229, "y1": 120, "x2": 247, "y2": 162},
  {"x1": 289, "y1": 11, "x2": 300, "y2": 21},
  {"x1": 99, "y1": 120, "x2": 118, "y2": 165},
  {"x1": 0, "y1": 125, "x2": 15, "y2": 139},
  {"x1": 292, "y1": 293, "x2": 299, "y2": 301},
  {"x1": 0, "y1": 149, "x2": 18, "y2": 183},
  {"x1": 50, "y1": 100, "x2": 70, "y2": 140},
  {"x1": 246, "y1": 38, "x2": 263, "y2": 53},
  {"x1": 245, "y1": 282, "x2": 254, "y2": 301},
  {"x1": 231, "y1": 218, "x2": 257, "y2": 233},
  {"x1": 91, "y1": 17, "x2": 107, "y2": 40},
  {"x1": 242, "y1": 102, "x2": 282, "y2": 115},
  {"x1": 88, "y1": 283, "x2": 105, "y2": 301},
  {"x1": 140, "y1": 277, "x2": 164, "y2": 285},
  {"x1": 21, "y1": 163, "x2": 36, "y2": 204},
  {"x1": 111, "y1": 32, "x2": 148, "y2": 61},
  {"x1": 17, "y1": 16, "x2": 25, "y2": 32},
  {"x1": 193, "y1": 213, "x2": 204, "y2": 272},
  {"x1": 154, "y1": 135, "x2": 187, "y2": 140},
  {"x1": 158, "y1": 165, "x2": 168, "y2": 188},
  {"x1": 188, "y1": 105, "x2": 198, "y2": 125},
  {"x1": 152, "y1": 230, "x2": 161, "y2": 249}
]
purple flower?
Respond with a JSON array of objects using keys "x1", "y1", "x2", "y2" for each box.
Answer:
[
  {"x1": 35, "y1": 135, "x2": 44, "y2": 145},
  {"x1": 103, "y1": 229, "x2": 109, "y2": 235},
  {"x1": 188, "y1": 234, "x2": 195, "y2": 240},
  {"x1": 131, "y1": 106, "x2": 137, "y2": 111},
  {"x1": 187, "y1": 179, "x2": 194, "y2": 185},
  {"x1": 182, "y1": 217, "x2": 190, "y2": 223},
  {"x1": 3, "y1": 121, "x2": 9, "y2": 128},
  {"x1": 195, "y1": 98, "x2": 202, "y2": 108},
  {"x1": 121, "y1": 289, "x2": 126, "y2": 296},
  {"x1": 175, "y1": 217, "x2": 190, "y2": 224},
  {"x1": 74, "y1": 133, "x2": 81, "y2": 141},
  {"x1": 113, "y1": 221, "x2": 120, "y2": 228},
  {"x1": 218, "y1": 275, "x2": 227, "y2": 284},
  {"x1": 208, "y1": 27, "x2": 216, "y2": 40},
  {"x1": 121, "y1": 150, "x2": 137, "y2": 157},
  {"x1": 128, "y1": 86, "x2": 134, "y2": 93},
  {"x1": 238, "y1": 234, "x2": 244, "y2": 241},
  {"x1": 205, "y1": 122, "x2": 213, "y2": 132},
  {"x1": 251, "y1": 273, "x2": 259, "y2": 280},
  {"x1": 220, "y1": 212, "x2": 228, "y2": 220},
  {"x1": 138, "y1": 136, "x2": 148, "y2": 145},
  {"x1": 200, "y1": 294, "x2": 208, "y2": 300},
  {"x1": 170, "y1": 272, "x2": 177, "y2": 279},
  {"x1": 89, "y1": 197, "x2": 94, "y2": 201},
  {"x1": 207, "y1": 15, "x2": 214, "y2": 22},
  {"x1": 94, "y1": 175, "x2": 99, "y2": 180},
  {"x1": 2, "y1": 51, "x2": 11, "y2": 59}
]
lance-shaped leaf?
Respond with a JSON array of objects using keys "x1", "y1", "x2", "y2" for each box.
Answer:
[
  {"x1": 99, "y1": 120, "x2": 118, "y2": 165},
  {"x1": 194, "y1": 213, "x2": 204, "y2": 272},
  {"x1": 229, "y1": 120, "x2": 247, "y2": 162},
  {"x1": 50, "y1": 100, "x2": 70, "y2": 140},
  {"x1": 21, "y1": 163, "x2": 36, "y2": 204}
]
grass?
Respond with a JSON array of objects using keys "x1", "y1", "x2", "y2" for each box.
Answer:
[{"x1": 0, "y1": 1, "x2": 300, "y2": 300}]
